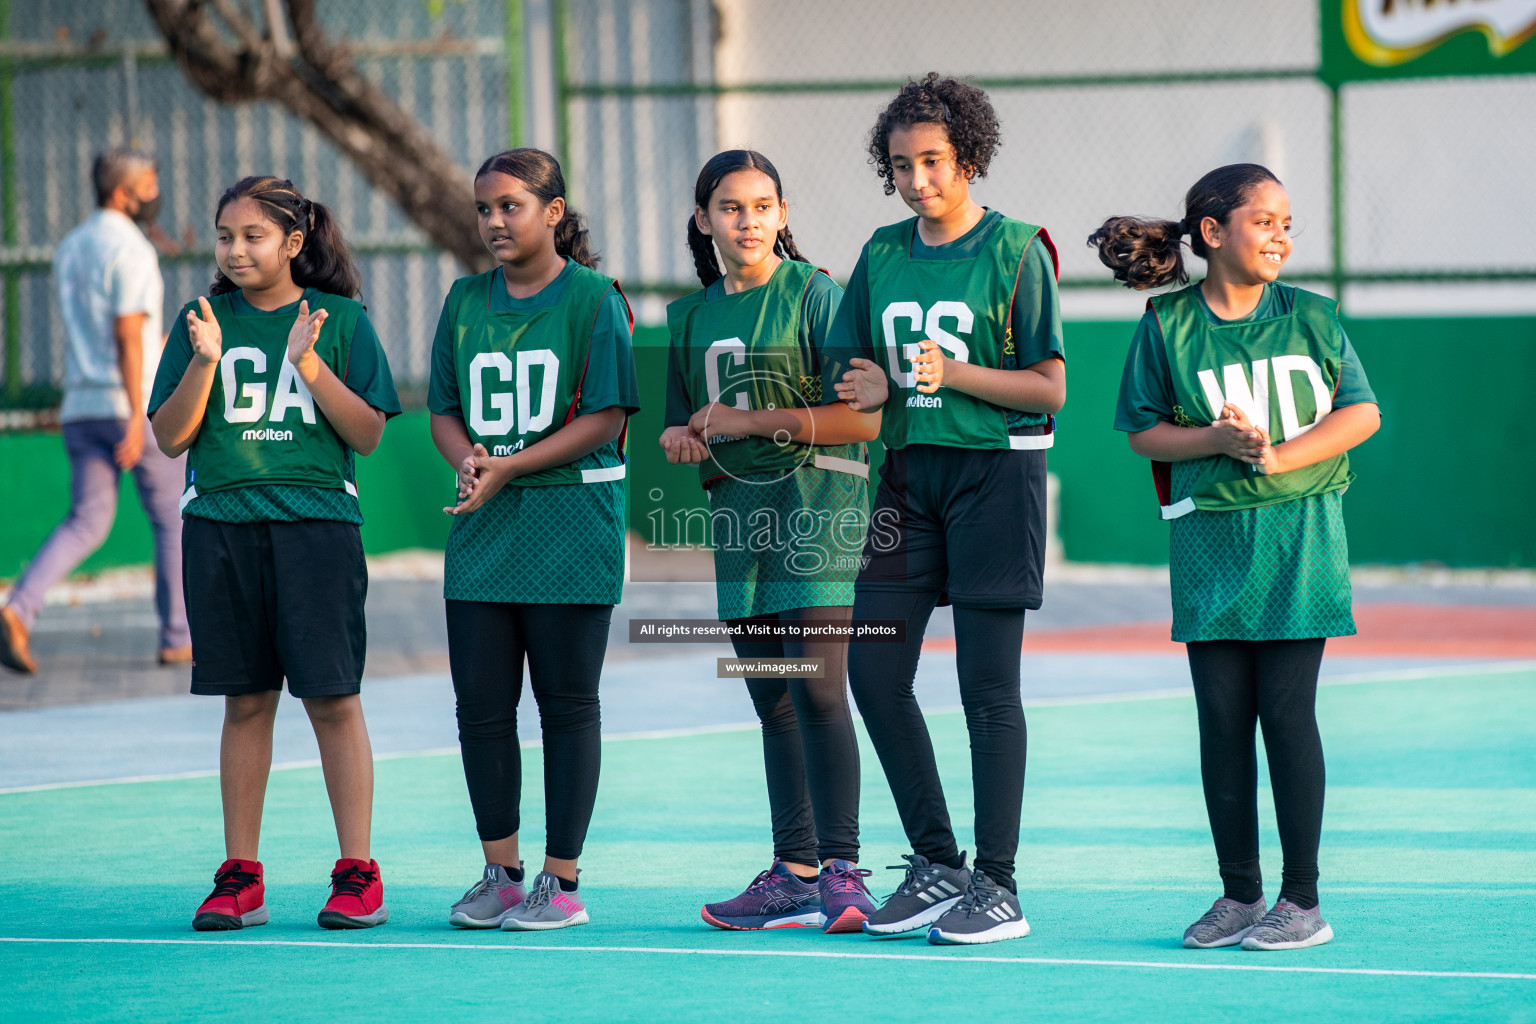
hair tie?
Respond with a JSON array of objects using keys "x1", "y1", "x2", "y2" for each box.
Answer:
[{"x1": 1175, "y1": 218, "x2": 1188, "y2": 236}]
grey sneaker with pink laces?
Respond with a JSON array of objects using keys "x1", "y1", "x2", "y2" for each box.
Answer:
[
  {"x1": 501, "y1": 870, "x2": 589, "y2": 931},
  {"x1": 449, "y1": 863, "x2": 526, "y2": 928}
]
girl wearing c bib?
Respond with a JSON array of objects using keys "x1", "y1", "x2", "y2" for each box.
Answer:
[
  {"x1": 429, "y1": 149, "x2": 640, "y2": 932},
  {"x1": 662, "y1": 151, "x2": 929, "y2": 934},
  {"x1": 1095, "y1": 163, "x2": 1380, "y2": 951}
]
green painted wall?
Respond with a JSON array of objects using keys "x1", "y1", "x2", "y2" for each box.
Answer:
[
  {"x1": 3, "y1": 315, "x2": 1531, "y2": 583},
  {"x1": 0, "y1": 413, "x2": 453, "y2": 583}
]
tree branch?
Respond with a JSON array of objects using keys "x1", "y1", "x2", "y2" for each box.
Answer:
[{"x1": 143, "y1": 0, "x2": 492, "y2": 271}]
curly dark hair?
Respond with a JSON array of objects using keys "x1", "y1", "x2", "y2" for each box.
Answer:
[{"x1": 867, "y1": 72, "x2": 1001, "y2": 196}]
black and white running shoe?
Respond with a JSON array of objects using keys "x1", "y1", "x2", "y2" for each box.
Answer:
[
  {"x1": 926, "y1": 870, "x2": 1030, "y2": 945},
  {"x1": 861, "y1": 853, "x2": 971, "y2": 936}
]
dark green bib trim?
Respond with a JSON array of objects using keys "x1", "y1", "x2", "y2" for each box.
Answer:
[
  {"x1": 1150, "y1": 283, "x2": 1353, "y2": 515},
  {"x1": 183, "y1": 289, "x2": 358, "y2": 499},
  {"x1": 864, "y1": 216, "x2": 1047, "y2": 450},
  {"x1": 668, "y1": 261, "x2": 862, "y2": 488},
  {"x1": 449, "y1": 263, "x2": 626, "y2": 487}
]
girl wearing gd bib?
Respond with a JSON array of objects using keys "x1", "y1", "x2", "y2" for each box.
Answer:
[{"x1": 430, "y1": 149, "x2": 640, "y2": 932}]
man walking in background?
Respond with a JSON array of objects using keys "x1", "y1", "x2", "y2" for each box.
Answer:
[{"x1": 0, "y1": 149, "x2": 190, "y2": 674}]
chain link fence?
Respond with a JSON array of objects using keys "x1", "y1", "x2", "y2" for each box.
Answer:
[
  {"x1": 0, "y1": 0, "x2": 511, "y2": 412},
  {"x1": 3, "y1": 0, "x2": 1534, "y2": 413}
]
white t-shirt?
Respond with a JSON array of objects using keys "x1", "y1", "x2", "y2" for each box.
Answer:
[{"x1": 53, "y1": 208, "x2": 165, "y2": 423}]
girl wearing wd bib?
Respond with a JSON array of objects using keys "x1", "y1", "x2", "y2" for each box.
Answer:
[
  {"x1": 1095, "y1": 163, "x2": 1380, "y2": 951},
  {"x1": 429, "y1": 149, "x2": 640, "y2": 931},
  {"x1": 822, "y1": 74, "x2": 1066, "y2": 945},
  {"x1": 662, "y1": 151, "x2": 934, "y2": 933},
  {"x1": 150, "y1": 176, "x2": 401, "y2": 931}
]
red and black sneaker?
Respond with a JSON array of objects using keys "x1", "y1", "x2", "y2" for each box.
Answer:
[
  {"x1": 317, "y1": 857, "x2": 389, "y2": 929},
  {"x1": 193, "y1": 859, "x2": 269, "y2": 931}
]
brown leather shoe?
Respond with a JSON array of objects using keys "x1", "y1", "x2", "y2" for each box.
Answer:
[
  {"x1": 0, "y1": 605, "x2": 37, "y2": 674},
  {"x1": 158, "y1": 644, "x2": 194, "y2": 666}
]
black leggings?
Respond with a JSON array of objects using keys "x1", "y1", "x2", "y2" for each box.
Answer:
[
  {"x1": 1187, "y1": 638, "x2": 1327, "y2": 910},
  {"x1": 445, "y1": 600, "x2": 611, "y2": 860},
  {"x1": 847, "y1": 590, "x2": 1027, "y2": 892},
  {"x1": 728, "y1": 606, "x2": 860, "y2": 865}
]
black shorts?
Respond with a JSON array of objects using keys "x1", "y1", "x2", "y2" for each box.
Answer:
[
  {"x1": 183, "y1": 516, "x2": 367, "y2": 698},
  {"x1": 858, "y1": 441, "x2": 1047, "y2": 609}
]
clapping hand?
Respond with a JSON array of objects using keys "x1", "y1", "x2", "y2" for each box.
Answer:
[
  {"x1": 1213, "y1": 402, "x2": 1270, "y2": 466},
  {"x1": 286, "y1": 299, "x2": 329, "y2": 380},
  {"x1": 444, "y1": 443, "x2": 517, "y2": 515},
  {"x1": 186, "y1": 297, "x2": 223, "y2": 366}
]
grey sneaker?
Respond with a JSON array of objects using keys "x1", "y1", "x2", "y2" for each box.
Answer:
[
  {"x1": 926, "y1": 870, "x2": 1030, "y2": 945},
  {"x1": 449, "y1": 863, "x2": 526, "y2": 928},
  {"x1": 500, "y1": 871, "x2": 589, "y2": 931},
  {"x1": 861, "y1": 853, "x2": 971, "y2": 936},
  {"x1": 1183, "y1": 897, "x2": 1267, "y2": 948},
  {"x1": 1240, "y1": 900, "x2": 1334, "y2": 950}
]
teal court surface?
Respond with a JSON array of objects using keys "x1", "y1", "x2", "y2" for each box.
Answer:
[{"x1": 2, "y1": 660, "x2": 1534, "y2": 1022}]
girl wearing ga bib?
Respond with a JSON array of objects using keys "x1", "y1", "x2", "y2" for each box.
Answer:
[
  {"x1": 1094, "y1": 163, "x2": 1381, "y2": 952},
  {"x1": 822, "y1": 74, "x2": 1066, "y2": 945},
  {"x1": 662, "y1": 150, "x2": 929, "y2": 934},
  {"x1": 429, "y1": 149, "x2": 640, "y2": 932},
  {"x1": 150, "y1": 175, "x2": 401, "y2": 933}
]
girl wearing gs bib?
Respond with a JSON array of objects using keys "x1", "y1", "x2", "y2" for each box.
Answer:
[
  {"x1": 429, "y1": 149, "x2": 640, "y2": 932},
  {"x1": 1094, "y1": 163, "x2": 1380, "y2": 951},
  {"x1": 662, "y1": 150, "x2": 935, "y2": 934},
  {"x1": 822, "y1": 74, "x2": 1066, "y2": 946},
  {"x1": 149, "y1": 176, "x2": 401, "y2": 932}
]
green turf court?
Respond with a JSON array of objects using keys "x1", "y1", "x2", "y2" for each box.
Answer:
[{"x1": 3, "y1": 667, "x2": 1534, "y2": 1022}]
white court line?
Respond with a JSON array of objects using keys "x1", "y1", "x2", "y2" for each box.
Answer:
[
  {"x1": 0, "y1": 936, "x2": 1532, "y2": 982},
  {"x1": 4, "y1": 660, "x2": 1533, "y2": 797}
]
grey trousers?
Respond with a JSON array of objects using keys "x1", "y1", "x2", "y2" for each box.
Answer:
[{"x1": 6, "y1": 416, "x2": 189, "y2": 649}]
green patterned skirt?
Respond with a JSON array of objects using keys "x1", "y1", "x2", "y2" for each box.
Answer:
[
  {"x1": 444, "y1": 479, "x2": 625, "y2": 605},
  {"x1": 1169, "y1": 490, "x2": 1355, "y2": 642},
  {"x1": 708, "y1": 468, "x2": 867, "y2": 621}
]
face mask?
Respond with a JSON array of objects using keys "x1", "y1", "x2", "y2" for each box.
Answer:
[{"x1": 132, "y1": 193, "x2": 162, "y2": 227}]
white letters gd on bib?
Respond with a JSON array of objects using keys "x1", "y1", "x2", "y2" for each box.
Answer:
[{"x1": 468, "y1": 349, "x2": 560, "y2": 436}]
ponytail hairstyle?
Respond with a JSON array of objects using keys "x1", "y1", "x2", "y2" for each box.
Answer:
[
  {"x1": 1087, "y1": 163, "x2": 1283, "y2": 291},
  {"x1": 686, "y1": 149, "x2": 809, "y2": 288},
  {"x1": 209, "y1": 175, "x2": 360, "y2": 298},
  {"x1": 475, "y1": 148, "x2": 599, "y2": 269},
  {"x1": 867, "y1": 72, "x2": 1001, "y2": 197}
]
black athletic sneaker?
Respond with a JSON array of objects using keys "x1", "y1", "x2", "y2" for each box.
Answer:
[
  {"x1": 861, "y1": 853, "x2": 970, "y2": 937},
  {"x1": 926, "y1": 870, "x2": 1030, "y2": 945}
]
